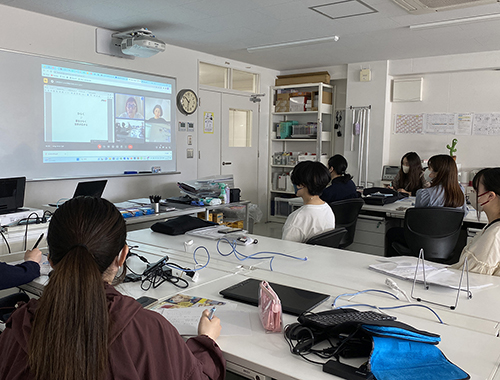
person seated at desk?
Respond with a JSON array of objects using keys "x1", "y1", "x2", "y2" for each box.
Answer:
[
  {"x1": 415, "y1": 154, "x2": 467, "y2": 213},
  {"x1": 450, "y1": 168, "x2": 500, "y2": 275},
  {"x1": 0, "y1": 196, "x2": 225, "y2": 380},
  {"x1": 282, "y1": 161, "x2": 335, "y2": 242},
  {"x1": 0, "y1": 248, "x2": 42, "y2": 321},
  {"x1": 390, "y1": 151, "x2": 429, "y2": 196},
  {"x1": 385, "y1": 154, "x2": 466, "y2": 257},
  {"x1": 320, "y1": 154, "x2": 358, "y2": 203}
]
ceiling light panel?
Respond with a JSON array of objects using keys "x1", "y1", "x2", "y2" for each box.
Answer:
[{"x1": 310, "y1": 0, "x2": 378, "y2": 20}]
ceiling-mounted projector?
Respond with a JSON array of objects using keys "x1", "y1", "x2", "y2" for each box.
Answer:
[{"x1": 112, "y1": 28, "x2": 166, "y2": 58}]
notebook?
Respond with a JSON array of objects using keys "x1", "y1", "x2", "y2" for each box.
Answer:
[
  {"x1": 219, "y1": 278, "x2": 330, "y2": 316},
  {"x1": 49, "y1": 180, "x2": 107, "y2": 207}
]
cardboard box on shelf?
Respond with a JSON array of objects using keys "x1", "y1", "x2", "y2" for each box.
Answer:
[
  {"x1": 312, "y1": 90, "x2": 333, "y2": 106},
  {"x1": 199, "y1": 211, "x2": 223, "y2": 224},
  {"x1": 223, "y1": 220, "x2": 244, "y2": 229},
  {"x1": 275, "y1": 71, "x2": 330, "y2": 86}
]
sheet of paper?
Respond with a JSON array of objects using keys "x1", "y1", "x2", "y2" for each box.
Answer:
[
  {"x1": 155, "y1": 307, "x2": 253, "y2": 336},
  {"x1": 369, "y1": 257, "x2": 493, "y2": 290}
]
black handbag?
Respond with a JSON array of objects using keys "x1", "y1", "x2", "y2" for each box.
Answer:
[{"x1": 362, "y1": 187, "x2": 408, "y2": 205}]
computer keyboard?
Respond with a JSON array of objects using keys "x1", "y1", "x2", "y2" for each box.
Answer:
[{"x1": 299, "y1": 310, "x2": 396, "y2": 329}]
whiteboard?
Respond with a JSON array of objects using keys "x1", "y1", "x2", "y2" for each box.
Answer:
[{"x1": 0, "y1": 49, "x2": 177, "y2": 180}]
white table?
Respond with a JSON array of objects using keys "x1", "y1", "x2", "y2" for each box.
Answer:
[{"x1": 14, "y1": 229, "x2": 500, "y2": 380}]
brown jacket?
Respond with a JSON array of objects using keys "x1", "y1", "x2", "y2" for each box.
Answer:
[{"x1": 0, "y1": 285, "x2": 226, "y2": 380}]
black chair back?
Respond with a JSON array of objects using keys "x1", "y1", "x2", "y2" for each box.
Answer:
[
  {"x1": 329, "y1": 198, "x2": 365, "y2": 248},
  {"x1": 401, "y1": 207, "x2": 464, "y2": 262},
  {"x1": 306, "y1": 227, "x2": 348, "y2": 249}
]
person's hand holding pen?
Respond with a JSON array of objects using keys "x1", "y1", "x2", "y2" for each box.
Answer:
[
  {"x1": 198, "y1": 307, "x2": 221, "y2": 341},
  {"x1": 24, "y1": 233, "x2": 44, "y2": 264}
]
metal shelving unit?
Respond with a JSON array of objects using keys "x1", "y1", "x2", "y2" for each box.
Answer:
[{"x1": 268, "y1": 82, "x2": 335, "y2": 222}]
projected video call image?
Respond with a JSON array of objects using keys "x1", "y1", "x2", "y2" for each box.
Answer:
[
  {"x1": 145, "y1": 98, "x2": 171, "y2": 124},
  {"x1": 116, "y1": 94, "x2": 145, "y2": 120},
  {"x1": 145, "y1": 123, "x2": 171, "y2": 142},
  {"x1": 115, "y1": 120, "x2": 145, "y2": 143}
]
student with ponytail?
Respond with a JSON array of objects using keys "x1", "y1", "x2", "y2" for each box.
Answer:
[
  {"x1": 320, "y1": 154, "x2": 358, "y2": 203},
  {"x1": 0, "y1": 196, "x2": 225, "y2": 380}
]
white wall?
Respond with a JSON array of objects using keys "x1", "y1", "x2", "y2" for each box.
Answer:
[
  {"x1": 0, "y1": 5, "x2": 277, "y2": 212},
  {"x1": 389, "y1": 69, "x2": 500, "y2": 172},
  {"x1": 281, "y1": 49, "x2": 500, "y2": 187},
  {"x1": 344, "y1": 61, "x2": 392, "y2": 186}
]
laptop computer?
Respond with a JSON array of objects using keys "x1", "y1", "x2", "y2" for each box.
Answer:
[
  {"x1": 219, "y1": 278, "x2": 330, "y2": 316},
  {"x1": 49, "y1": 180, "x2": 107, "y2": 207},
  {"x1": 0, "y1": 176, "x2": 26, "y2": 215}
]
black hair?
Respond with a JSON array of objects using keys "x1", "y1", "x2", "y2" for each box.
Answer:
[
  {"x1": 153, "y1": 104, "x2": 163, "y2": 116},
  {"x1": 291, "y1": 161, "x2": 331, "y2": 196},
  {"x1": 473, "y1": 168, "x2": 500, "y2": 195},
  {"x1": 327, "y1": 154, "x2": 353, "y2": 183}
]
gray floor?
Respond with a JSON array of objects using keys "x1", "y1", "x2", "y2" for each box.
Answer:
[{"x1": 252, "y1": 221, "x2": 283, "y2": 239}]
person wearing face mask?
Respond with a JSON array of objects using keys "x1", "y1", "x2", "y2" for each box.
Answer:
[
  {"x1": 320, "y1": 154, "x2": 358, "y2": 203},
  {"x1": 415, "y1": 154, "x2": 467, "y2": 213},
  {"x1": 390, "y1": 152, "x2": 429, "y2": 196},
  {"x1": 282, "y1": 161, "x2": 335, "y2": 242},
  {"x1": 449, "y1": 168, "x2": 500, "y2": 275},
  {"x1": 385, "y1": 154, "x2": 466, "y2": 257}
]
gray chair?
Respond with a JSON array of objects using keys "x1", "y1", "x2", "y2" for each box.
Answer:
[
  {"x1": 392, "y1": 207, "x2": 464, "y2": 263},
  {"x1": 329, "y1": 198, "x2": 365, "y2": 249},
  {"x1": 306, "y1": 227, "x2": 348, "y2": 249}
]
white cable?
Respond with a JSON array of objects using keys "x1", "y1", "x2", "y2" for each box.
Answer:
[{"x1": 385, "y1": 277, "x2": 411, "y2": 303}]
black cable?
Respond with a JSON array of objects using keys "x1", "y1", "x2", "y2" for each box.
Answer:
[
  {"x1": 23, "y1": 212, "x2": 41, "y2": 251},
  {"x1": 0, "y1": 230, "x2": 11, "y2": 253}
]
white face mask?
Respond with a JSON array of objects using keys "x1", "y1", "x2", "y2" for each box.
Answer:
[
  {"x1": 402, "y1": 165, "x2": 410, "y2": 174},
  {"x1": 423, "y1": 168, "x2": 432, "y2": 183}
]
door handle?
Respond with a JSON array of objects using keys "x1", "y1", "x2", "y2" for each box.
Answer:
[{"x1": 222, "y1": 161, "x2": 232, "y2": 166}]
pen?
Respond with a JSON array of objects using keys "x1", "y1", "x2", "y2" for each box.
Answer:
[
  {"x1": 32, "y1": 233, "x2": 44, "y2": 250},
  {"x1": 208, "y1": 307, "x2": 216, "y2": 320}
]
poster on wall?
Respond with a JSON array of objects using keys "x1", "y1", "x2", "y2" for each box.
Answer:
[
  {"x1": 204, "y1": 112, "x2": 214, "y2": 134},
  {"x1": 456, "y1": 113, "x2": 473, "y2": 135},
  {"x1": 394, "y1": 114, "x2": 423, "y2": 134},
  {"x1": 424, "y1": 113, "x2": 455, "y2": 134}
]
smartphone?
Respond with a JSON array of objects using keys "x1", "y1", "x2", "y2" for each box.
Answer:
[
  {"x1": 136, "y1": 296, "x2": 158, "y2": 308},
  {"x1": 218, "y1": 227, "x2": 243, "y2": 234}
]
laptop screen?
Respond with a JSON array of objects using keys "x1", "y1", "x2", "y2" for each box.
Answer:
[
  {"x1": 0, "y1": 177, "x2": 26, "y2": 214},
  {"x1": 73, "y1": 180, "x2": 107, "y2": 198}
]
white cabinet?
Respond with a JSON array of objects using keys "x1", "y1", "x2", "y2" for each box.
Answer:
[{"x1": 268, "y1": 83, "x2": 334, "y2": 222}]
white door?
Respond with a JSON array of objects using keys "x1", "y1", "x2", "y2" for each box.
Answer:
[
  {"x1": 197, "y1": 89, "x2": 221, "y2": 178},
  {"x1": 197, "y1": 90, "x2": 259, "y2": 203},
  {"x1": 221, "y1": 93, "x2": 259, "y2": 203}
]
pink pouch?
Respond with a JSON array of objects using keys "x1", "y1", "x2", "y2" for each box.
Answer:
[{"x1": 258, "y1": 280, "x2": 282, "y2": 332}]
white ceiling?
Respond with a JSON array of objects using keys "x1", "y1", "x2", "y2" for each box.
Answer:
[{"x1": 3, "y1": 0, "x2": 500, "y2": 70}]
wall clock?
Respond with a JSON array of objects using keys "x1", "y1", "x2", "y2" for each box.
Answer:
[{"x1": 176, "y1": 89, "x2": 198, "y2": 115}]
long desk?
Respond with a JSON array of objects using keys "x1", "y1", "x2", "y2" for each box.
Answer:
[
  {"x1": 124, "y1": 228, "x2": 500, "y2": 379},
  {"x1": 12, "y1": 229, "x2": 500, "y2": 380}
]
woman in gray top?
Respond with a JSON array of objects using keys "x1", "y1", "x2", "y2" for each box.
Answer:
[{"x1": 416, "y1": 154, "x2": 467, "y2": 214}]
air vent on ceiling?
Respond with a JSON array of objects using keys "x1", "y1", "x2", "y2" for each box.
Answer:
[{"x1": 391, "y1": 0, "x2": 499, "y2": 14}]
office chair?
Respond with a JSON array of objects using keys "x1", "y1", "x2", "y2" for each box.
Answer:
[
  {"x1": 329, "y1": 198, "x2": 365, "y2": 249},
  {"x1": 306, "y1": 227, "x2": 347, "y2": 249},
  {"x1": 392, "y1": 207, "x2": 464, "y2": 263}
]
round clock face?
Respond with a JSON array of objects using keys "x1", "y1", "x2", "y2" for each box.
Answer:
[{"x1": 177, "y1": 89, "x2": 198, "y2": 115}]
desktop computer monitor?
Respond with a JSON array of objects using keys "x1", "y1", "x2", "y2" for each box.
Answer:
[{"x1": 0, "y1": 177, "x2": 26, "y2": 215}]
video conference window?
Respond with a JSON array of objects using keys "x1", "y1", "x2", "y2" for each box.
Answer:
[{"x1": 40, "y1": 63, "x2": 175, "y2": 164}]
